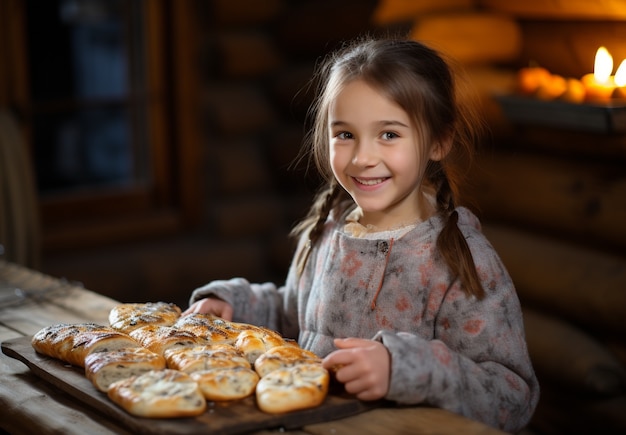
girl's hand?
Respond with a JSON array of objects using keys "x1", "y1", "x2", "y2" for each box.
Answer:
[
  {"x1": 322, "y1": 337, "x2": 390, "y2": 401},
  {"x1": 182, "y1": 297, "x2": 233, "y2": 320}
]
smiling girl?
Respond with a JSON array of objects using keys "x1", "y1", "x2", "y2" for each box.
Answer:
[{"x1": 185, "y1": 37, "x2": 539, "y2": 432}]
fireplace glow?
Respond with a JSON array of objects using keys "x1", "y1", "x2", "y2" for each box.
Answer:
[
  {"x1": 614, "y1": 60, "x2": 626, "y2": 99},
  {"x1": 582, "y1": 47, "x2": 617, "y2": 102},
  {"x1": 614, "y1": 60, "x2": 626, "y2": 87},
  {"x1": 516, "y1": 46, "x2": 626, "y2": 104},
  {"x1": 593, "y1": 46, "x2": 613, "y2": 84}
]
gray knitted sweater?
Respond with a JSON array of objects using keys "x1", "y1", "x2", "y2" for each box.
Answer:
[{"x1": 189, "y1": 207, "x2": 539, "y2": 432}]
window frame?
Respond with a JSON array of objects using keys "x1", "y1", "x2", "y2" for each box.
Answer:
[{"x1": 0, "y1": 0, "x2": 202, "y2": 252}]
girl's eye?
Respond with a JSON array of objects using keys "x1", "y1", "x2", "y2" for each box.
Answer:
[
  {"x1": 382, "y1": 132, "x2": 398, "y2": 140},
  {"x1": 335, "y1": 132, "x2": 353, "y2": 140}
]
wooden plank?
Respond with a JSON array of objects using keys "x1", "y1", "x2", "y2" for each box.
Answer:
[
  {"x1": 2, "y1": 336, "x2": 379, "y2": 435},
  {"x1": 467, "y1": 150, "x2": 626, "y2": 250},
  {"x1": 303, "y1": 404, "x2": 507, "y2": 435},
  {"x1": 479, "y1": 0, "x2": 626, "y2": 20},
  {"x1": 0, "y1": 370, "x2": 131, "y2": 434},
  {"x1": 523, "y1": 308, "x2": 626, "y2": 396},
  {"x1": 0, "y1": 261, "x2": 117, "y2": 334},
  {"x1": 410, "y1": 13, "x2": 522, "y2": 64},
  {"x1": 0, "y1": 328, "x2": 130, "y2": 434},
  {"x1": 482, "y1": 224, "x2": 626, "y2": 336}
]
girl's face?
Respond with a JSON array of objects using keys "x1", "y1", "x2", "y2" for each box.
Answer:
[{"x1": 328, "y1": 79, "x2": 439, "y2": 230}]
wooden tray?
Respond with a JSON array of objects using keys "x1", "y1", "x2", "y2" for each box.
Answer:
[{"x1": 2, "y1": 336, "x2": 378, "y2": 434}]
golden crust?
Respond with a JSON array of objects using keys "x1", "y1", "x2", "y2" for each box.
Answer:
[
  {"x1": 191, "y1": 366, "x2": 259, "y2": 401},
  {"x1": 85, "y1": 347, "x2": 166, "y2": 392},
  {"x1": 165, "y1": 343, "x2": 258, "y2": 401},
  {"x1": 255, "y1": 363, "x2": 329, "y2": 414},
  {"x1": 109, "y1": 302, "x2": 182, "y2": 334},
  {"x1": 107, "y1": 369, "x2": 206, "y2": 418},
  {"x1": 32, "y1": 323, "x2": 140, "y2": 368},
  {"x1": 234, "y1": 329, "x2": 286, "y2": 365},
  {"x1": 32, "y1": 310, "x2": 331, "y2": 416},
  {"x1": 129, "y1": 325, "x2": 207, "y2": 356},
  {"x1": 254, "y1": 345, "x2": 321, "y2": 378},
  {"x1": 164, "y1": 343, "x2": 249, "y2": 373},
  {"x1": 172, "y1": 313, "x2": 240, "y2": 343}
]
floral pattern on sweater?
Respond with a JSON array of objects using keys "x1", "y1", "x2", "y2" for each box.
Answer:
[{"x1": 189, "y1": 207, "x2": 539, "y2": 432}]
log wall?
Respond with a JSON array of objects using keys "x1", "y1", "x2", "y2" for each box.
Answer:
[{"x1": 374, "y1": 1, "x2": 626, "y2": 433}]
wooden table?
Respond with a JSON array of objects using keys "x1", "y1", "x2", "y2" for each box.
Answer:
[{"x1": 0, "y1": 260, "x2": 506, "y2": 435}]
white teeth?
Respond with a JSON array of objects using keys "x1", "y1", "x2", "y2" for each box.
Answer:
[{"x1": 355, "y1": 177, "x2": 386, "y2": 186}]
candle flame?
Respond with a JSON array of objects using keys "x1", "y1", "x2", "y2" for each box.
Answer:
[
  {"x1": 594, "y1": 46, "x2": 613, "y2": 84},
  {"x1": 615, "y1": 59, "x2": 626, "y2": 87}
]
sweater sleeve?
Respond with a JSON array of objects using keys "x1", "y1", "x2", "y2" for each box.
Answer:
[
  {"x1": 187, "y1": 249, "x2": 302, "y2": 340},
  {"x1": 374, "y1": 250, "x2": 539, "y2": 433}
]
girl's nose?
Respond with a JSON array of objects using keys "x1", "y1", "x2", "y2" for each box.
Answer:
[{"x1": 351, "y1": 141, "x2": 377, "y2": 167}]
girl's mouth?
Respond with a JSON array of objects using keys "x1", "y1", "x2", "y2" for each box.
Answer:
[{"x1": 354, "y1": 177, "x2": 388, "y2": 186}]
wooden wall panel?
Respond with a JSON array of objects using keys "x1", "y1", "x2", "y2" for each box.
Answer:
[{"x1": 467, "y1": 150, "x2": 626, "y2": 251}]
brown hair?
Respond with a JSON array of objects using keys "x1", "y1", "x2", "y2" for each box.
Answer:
[{"x1": 292, "y1": 37, "x2": 486, "y2": 299}]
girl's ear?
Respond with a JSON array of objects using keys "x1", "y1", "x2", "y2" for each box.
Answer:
[{"x1": 429, "y1": 135, "x2": 452, "y2": 161}]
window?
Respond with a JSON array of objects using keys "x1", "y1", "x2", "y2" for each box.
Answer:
[
  {"x1": 0, "y1": 0, "x2": 201, "y2": 251},
  {"x1": 28, "y1": 0, "x2": 147, "y2": 195}
]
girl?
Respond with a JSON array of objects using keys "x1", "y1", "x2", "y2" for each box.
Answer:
[{"x1": 185, "y1": 37, "x2": 539, "y2": 432}]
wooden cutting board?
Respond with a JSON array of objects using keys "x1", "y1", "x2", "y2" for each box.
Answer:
[{"x1": 2, "y1": 336, "x2": 379, "y2": 434}]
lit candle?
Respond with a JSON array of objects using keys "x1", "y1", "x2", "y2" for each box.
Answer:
[
  {"x1": 612, "y1": 59, "x2": 626, "y2": 100},
  {"x1": 582, "y1": 46, "x2": 615, "y2": 102}
]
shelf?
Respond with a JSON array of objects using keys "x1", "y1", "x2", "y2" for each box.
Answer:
[{"x1": 495, "y1": 95, "x2": 626, "y2": 134}]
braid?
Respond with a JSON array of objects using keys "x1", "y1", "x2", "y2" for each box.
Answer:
[
  {"x1": 291, "y1": 182, "x2": 343, "y2": 276},
  {"x1": 430, "y1": 162, "x2": 485, "y2": 299},
  {"x1": 429, "y1": 161, "x2": 455, "y2": 213}
]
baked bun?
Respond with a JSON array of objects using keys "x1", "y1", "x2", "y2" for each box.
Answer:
[
  {"x1": 172, "y1": 313, "x2": 240, "y2": 343},
  {"x1": 109, "y1": 302, "x2": 182, "y2": 333},
  {"x1": 164, "y1": 343, "x2": 249, "y2": 373},
  {"x1": 164, "y1": 343, "x2": 258, "y2": 401},
  {"x1": 255, "y1": 363, "x2": 329, "y2": 414},
  {"x1": 107, "y1": 369, "x2": 206, "y2": 418},
  {"x1": 85, "y1": 347, "x2": 166, "y2": 392},
  {"x1": 234, "y1": 328, "x2": 286, "y2": 365},
  {"x1": 129, "y1": 325, "x2": 207, "y2": 356},
  {"x1": 254, "y1": 345, "x2": 321, "y2": 378},
  {"x1": 191, "y1": 366, "x2": 259, "y2": 401},
  {"x1": 32, "y1": 322, "x2": 140, "y2": 367}
]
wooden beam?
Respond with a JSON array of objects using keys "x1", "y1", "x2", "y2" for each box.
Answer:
[
  {"x1": 483, "y1": 224, "x2": 626, "y2": 335},
  {"x1": 170, "y1": 0, "x2": 205, "y2": 227},
  {"x1": 410, "y1": 13, "x2": 522, "y2": 65},
  {"x1": 372, "y1": 0, "x2": 475, "y2": 25},
  {"x1": 479, "y1": 0, "x2": 626, "y2": 20},
  {"x1": 467, "y1": 149, "x2": 626, "y2": 250}
]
